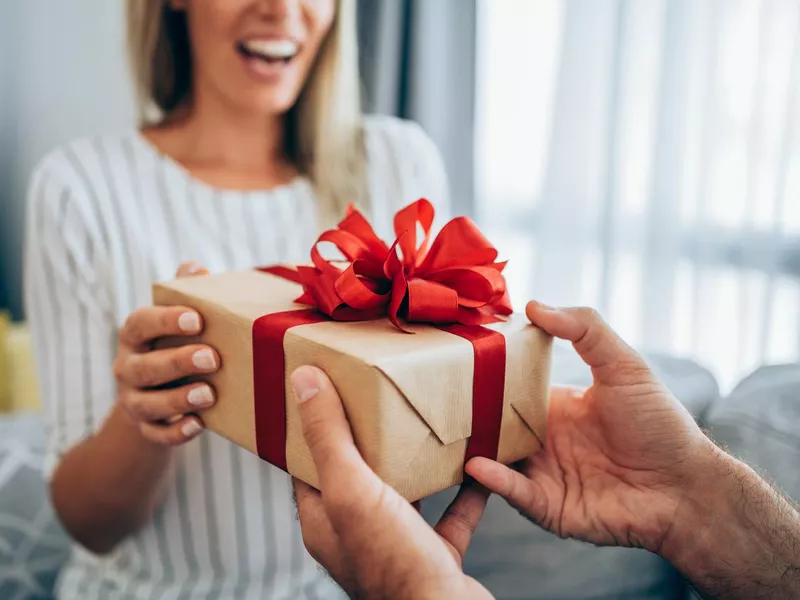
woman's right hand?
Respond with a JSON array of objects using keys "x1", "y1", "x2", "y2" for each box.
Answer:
[{"x1": 114, "y1": 262, "x2": 220, "y2": 445}]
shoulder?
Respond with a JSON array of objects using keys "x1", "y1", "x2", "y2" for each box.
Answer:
[
  {"x1": 27, "y1": 133, "x2": 142, "y2": 219},
  {"x1": 29, "y1": 134, "x2": 136, "y2": 197},
  {"x1": 26, "y1": 133, "x2": 139, "y2": 246},
  {"x1": 361, "y1": 115, "x2": 450, "y2": 219}
]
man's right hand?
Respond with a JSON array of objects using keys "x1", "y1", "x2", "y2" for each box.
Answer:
[
  {"x1": 114, "y1": 261, "x2": 219, "y2": 445},
  {"x1": 468, "y1": 302, "x2": 800, "y2": 600},
  {"x1": 467, "y1": 302, "x2": 717, "y2": 554}
]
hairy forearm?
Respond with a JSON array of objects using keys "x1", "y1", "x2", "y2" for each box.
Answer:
[
  {"x1": 51, "y1": 403, "x2": 173, "y2": 554},
  {"x1": 662, "y1": 447, "x2": 800, "y2": 599}
]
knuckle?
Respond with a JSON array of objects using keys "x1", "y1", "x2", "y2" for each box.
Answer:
[
  {"x1": 160, "y1": 308, "x2": 177, "y2": 334},
  {"x1": 112, "y1": 356, "x2": 126, "y2": 382},
  {"x1": 169, "y1": 350, "x2": 189, "y2": 377},
  {"x1": 129, "y1": 356, "x2": 154, "y2": 386},
  {"x1": 131, "y1": 394, "x2": 160, "y2": 422},
  {"x1": 119, "y1": 391, "x2": 137, "y2": 420},
  {"x1": 576, "y1": 306, "x2": 602, "y2": 324},
  {"x1": 121, "y1": 313, "x2": 144, "y2": 344},
  {"x1": 124, "y1": 393, "x2": 145, "y2": 419},
  {"x1": 139, "y1": 424, "x2": 161, "y2": 445},
  {"x1": 444, "y1": 505, "x2": 477, "y2": 535},
  {"x1": 504, "y1": 468, "x2": 520, "y2": 499}
]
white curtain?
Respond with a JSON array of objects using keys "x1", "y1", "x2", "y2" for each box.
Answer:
[{"x1": 476, "y1": 0, "x2": 800, "y2": 390}]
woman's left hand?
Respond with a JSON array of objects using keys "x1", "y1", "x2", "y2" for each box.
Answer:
[{"x1": 290, "y1": 366, "x2": 494, "y2": 600}]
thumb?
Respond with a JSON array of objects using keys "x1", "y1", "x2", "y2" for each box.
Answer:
[
  {"x1": 290, "y1": 366, "x2": 375, "y2": 491},
  {"x1": 526, "y1": 301, "x2": 647, "y2": 371},
  {"x1": 176, "y1": 261, "x2": 209, "y2": 278}
]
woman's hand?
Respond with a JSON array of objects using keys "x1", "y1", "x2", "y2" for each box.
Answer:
[
  {"x1": 466, "y1": 302, "x2": 717, "y2": 555},
  {"x1": 114, "y1": 261, "x2": 219, "y2": 445}
]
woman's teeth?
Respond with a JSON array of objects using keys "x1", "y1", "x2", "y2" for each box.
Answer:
[{"x1": 240, "y1": 40, "x2": 298, "y2": 62}]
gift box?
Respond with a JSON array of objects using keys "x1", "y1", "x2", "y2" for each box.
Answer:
[{"x1": 153, "y1": 200, "x2": 552, "y2": 501}]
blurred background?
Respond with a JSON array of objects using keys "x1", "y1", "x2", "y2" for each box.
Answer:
[
  {"x1": 1, "y1": 1, "x2": 799, "y2": 599},
  {"x1": 3, "y1": 0, "x2": 800, "y2": 393}
]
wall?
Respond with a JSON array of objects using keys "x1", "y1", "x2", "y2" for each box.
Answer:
[{"x1": 0, "y1": 0, "x2": 135, "y2": 319}]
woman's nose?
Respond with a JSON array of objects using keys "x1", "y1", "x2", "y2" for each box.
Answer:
[{"x1": 255, "y1": 0, "x2": 298, "y2": 20}]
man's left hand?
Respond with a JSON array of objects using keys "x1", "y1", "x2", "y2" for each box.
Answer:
[{"x1": 291, "y1": 365, "x2": 494, "y2": 600}]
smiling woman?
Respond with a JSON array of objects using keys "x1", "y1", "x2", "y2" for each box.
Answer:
[
  {"x1": 23, "y1": 1, "x2": 449, "y2": 599},
  {"x1": 127, "y1": 0, "x2": 365, "y2": 221}
]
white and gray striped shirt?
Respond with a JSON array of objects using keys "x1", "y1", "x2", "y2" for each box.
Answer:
[{"x1": 23, "y1": 115, "x2": 449, "y2": 600}]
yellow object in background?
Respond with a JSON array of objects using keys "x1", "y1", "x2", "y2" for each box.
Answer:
[
  {"x1": 0, "y1": 312, "x2": 9, "y2": 408},
  {"x1": 0, "y1": 312, "x2": 41, "y2": 414}
]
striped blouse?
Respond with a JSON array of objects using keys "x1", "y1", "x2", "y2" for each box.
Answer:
[{"x1": 23, "y1": 115, "x2": 449, "y2": 600}]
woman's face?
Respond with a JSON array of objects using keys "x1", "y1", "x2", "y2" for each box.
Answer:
[{"x1": 177, "y1": 0, "x2": 336, "y2": 116}]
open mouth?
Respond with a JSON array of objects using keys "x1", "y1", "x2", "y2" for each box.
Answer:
[{"x1": 236, "y1": 39, "x2": 299, "y2": 65}]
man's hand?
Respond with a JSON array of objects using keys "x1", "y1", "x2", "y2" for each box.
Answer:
[
  {"x1": 467, "y1": 302, "x2": 716, "y2": 553},
  {"x1": 291, "y1": 366, "x2": 494, "y2": 600},
  {"x1": 467, "y1": 302, "x2": 800, "y2": 599}
]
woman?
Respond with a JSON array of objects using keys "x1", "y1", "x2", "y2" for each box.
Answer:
[{"x1": 24, "y1": 1, "x2": 448, "y2": 598}]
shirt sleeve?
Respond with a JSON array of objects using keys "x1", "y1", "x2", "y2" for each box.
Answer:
[
  {"x1": 362, "y1": 115, "x2": 452, "y2": 235},
  {"x1": 24, "y1": 151, "x2": 117, "y2": 479}
]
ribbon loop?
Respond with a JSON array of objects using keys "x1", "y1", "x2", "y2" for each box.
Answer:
[{"x1": 271, "y1": 199, "x2": 512, "y2": 331}]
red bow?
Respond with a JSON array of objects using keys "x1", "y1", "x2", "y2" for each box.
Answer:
[{"x1": 278, "y1": 199, "x2": 512, "y2": 332}]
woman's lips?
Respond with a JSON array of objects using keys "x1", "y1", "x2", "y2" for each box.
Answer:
[{"x1": 236, "y1": 39, "x2": 299, "y2": 83}]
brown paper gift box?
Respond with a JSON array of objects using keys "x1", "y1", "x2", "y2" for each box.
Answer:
[{"x1": 153, "y1": 268, "x2": 553, "y2": 502}]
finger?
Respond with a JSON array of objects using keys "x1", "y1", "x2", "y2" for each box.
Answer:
[
  {"x1": 139, "y1": 415, "x2": 204, "y2": 446},
  {"x1": 525, "y1": 301, "x2": 646, "y2": 370},
  {"x1": 124, "y1": 382, "x2": 215, "y2": 422},
  {"x1": 294, "y1": 479, "x2": 336, "y2": 545},
  {"x1": 118, "y1": 344, "x2": 219, "y2": 388},
  {"x1": 119, "y1": 306, "x2": 204, "y2": 349},
  {"x1": 294, "y1": 479, "x2": 355, "y2": 592},
  {"x1": 290, "y1": 366, "x2": 375, "y2": 489},
  {"x1": 466, "y1": 457, "x2": 547, "y2": 524},
  {"x1": 294, "y1": 478, "x2": 321, "y2": 508},
  {"x1": 294, "y1": 479, "x2": 342, "y2": 561},
  {"x1": 176, "y1": 261, "x2": 210, "y2": 278},
  {"x1": 434, "y1": 481, "x2": 490, "y2": 559}
]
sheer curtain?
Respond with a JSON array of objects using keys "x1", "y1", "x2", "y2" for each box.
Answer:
[{"x1": 476, "y1": 0, "x2": 800, "y2": 390}]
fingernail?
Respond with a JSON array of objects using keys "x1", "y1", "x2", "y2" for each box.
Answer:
[
  {"x1": 181, "y1": 420, "x2": 203, "y2": 438},
  {"x1": 291, "y1": 366, "x2": 320, "y2": 404},
  {"x1": 535, "y1": 301, "x2": 556, "y2": 312},
  {"x1": 187, "y1": 385, "x2": 214, "y2": 407},
  {"x1": 187, "y1": 262, "x2": 204, "y2": 274},
  {"x1": 192, "y1": 349, "x2": 217, "y2": 371},
  {"x1": 178, "y1": 311, "x2": 201, "y2": 333}
]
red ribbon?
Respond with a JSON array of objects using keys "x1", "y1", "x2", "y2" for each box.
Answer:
[
  {"x1": 252, "y1": 199, "x2": 510, "y2": 477},
  {"x1": 252, "y1": 309, "x2": 327, "y2": 472}
]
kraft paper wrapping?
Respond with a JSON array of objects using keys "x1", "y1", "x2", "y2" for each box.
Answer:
[{"x1": 153, "y1": 269, "x2": 553, "y2": 501}]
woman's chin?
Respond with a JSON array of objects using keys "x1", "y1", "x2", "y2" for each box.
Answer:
[{"x1": 230, "y1": 92, "x2": 301, "y2": 119}]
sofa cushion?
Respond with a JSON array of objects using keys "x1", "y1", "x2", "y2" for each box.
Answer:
[
  {"x1": 706, "y1": 364, "x2": 800, "y2": 500},
  {"x1": 0, "y1": 414, "x2": 70, "y2": 600}
]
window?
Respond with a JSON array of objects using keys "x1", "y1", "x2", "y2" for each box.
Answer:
[{"x1": 476, "y1": 0, "x2": 800, "y2": 389}]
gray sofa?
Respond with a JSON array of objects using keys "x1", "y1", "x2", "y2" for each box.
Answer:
[{"x1": 2, "y1": 349, "x2": 799, "y2": 599}]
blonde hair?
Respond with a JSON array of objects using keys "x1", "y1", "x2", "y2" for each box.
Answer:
[{"x1": 126, "y1": 0, "x2": 365, "y2": 223}]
